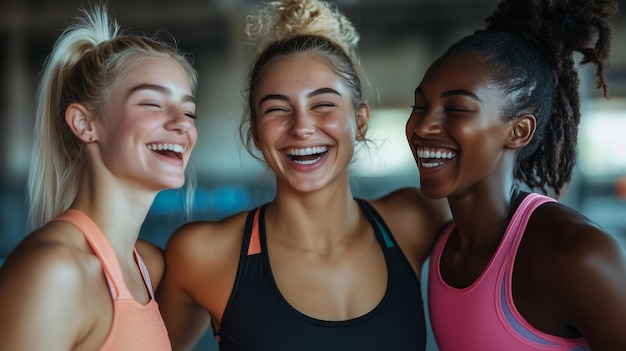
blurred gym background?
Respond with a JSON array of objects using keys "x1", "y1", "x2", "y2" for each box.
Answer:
[{"x1": 1, "y1": 0, "x2": 625, "y2": 350}]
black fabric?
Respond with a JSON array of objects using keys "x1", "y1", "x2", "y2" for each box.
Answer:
[{"x1": 215, "y1": 199, "x2": 427, "y2": 351}]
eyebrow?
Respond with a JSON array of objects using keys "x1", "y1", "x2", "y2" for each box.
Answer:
[
  {"x1": 414, "y1": 87, "x2": 482, "y2": 102},
  {"x1": 258, "y1": 87, "x2": 342, "y2": 105},
  {"x1": 128, "y1": 83, "x2": 196, "y2": 104}
]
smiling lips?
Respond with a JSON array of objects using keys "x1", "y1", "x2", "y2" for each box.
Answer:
[
  {"x1": 417, "y1": 146, "x2": 456, "y2": 169},
  {"x1": 147, "y1": 143, "x2": 185, "y2": 160},
  {"x1": 285, "y1": 146, "x2": 328, "y2": 165}
]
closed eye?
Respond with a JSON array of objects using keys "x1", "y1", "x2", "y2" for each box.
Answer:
[
  {"x1": 313, "y1": 102, "x2": 337, "y2": 111},
  {"x1": 265, "y1": 108, "x2": 285, "y2": 114},
  {"x1": 315, "y1": 102, "x2": 335, "y2": 107},
  {"x1": 141, "y1": 102, "x2": 162, "y2": 108},
  {"x1": 445, "y1": 107, "x2": 473, "y2": 114}
]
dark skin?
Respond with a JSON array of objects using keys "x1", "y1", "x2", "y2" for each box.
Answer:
[{"x1": 406, "y1": 50, "x2": 626, "y2": 350}]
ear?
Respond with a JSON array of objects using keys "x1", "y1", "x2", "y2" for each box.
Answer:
[
  {"x1": 355, "y1": 103, "x2": 370, "y2": 141},
  {"x1": 506, "y1": 114, "x2": 536, "y2": 150},
  {"x1": 65, "y1": 103, "x2": 96, "y2": 143}
]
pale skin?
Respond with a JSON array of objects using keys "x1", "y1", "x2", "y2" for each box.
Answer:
[
  {"x1": 157, "y1": 52, "x2": 451, "y2": 350},
  {"x1": 0, "y1": 56, "x2": 197, "y2": 351},
  {"x1": 406, "y1": 50, "x2": 626, "y2": 350}
]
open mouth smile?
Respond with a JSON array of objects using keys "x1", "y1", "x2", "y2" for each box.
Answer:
[
  {"x1": 285, "y1": 146, "x2": 328, "y2": 165},
  {"x1": 417, "y1": 147, "x2": 456, "y2": 169},
  {"x1": 147, "y1": 143, "x2": 185, "y2": 160}
]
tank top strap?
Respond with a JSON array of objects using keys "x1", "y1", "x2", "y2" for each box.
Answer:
[
  {"x1": 52, "y1": 209, "x2": 132, "y2": 300},
  {"x1": 356, "y1": 199, "x2": 396, "y2": 249},
  {"x1": 505, "y1": 193, "x2": 557, "y2": 265},
  {"x1": 246, "y1": 208, "x2": 262, "y2": 256},
  {"x1": 477, "y1": 193, "x2": 556, "y2": 277},
  {"x1": 135, "y1": 251, "x2": 155, "y2": 298}
]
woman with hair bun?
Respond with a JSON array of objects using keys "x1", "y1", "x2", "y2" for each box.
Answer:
[
  {"x1": 157, "y1": 0, "x2": 450, "y2": 350},
  {"x1": 406, "y1": 0, "x2": 626, "y2": 349},
  {"x1": 0, "y1": 5, "x2": 198, "y2": 350}
]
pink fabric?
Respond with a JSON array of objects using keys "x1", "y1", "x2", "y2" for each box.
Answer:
[
  {"x1": 54, "y1": 209, "x2": 171, "y2": 351},
  {"x1": 428, "y1": 193, "x2": 589, "y2": 351}
]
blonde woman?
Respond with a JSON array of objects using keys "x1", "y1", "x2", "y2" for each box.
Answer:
[
  {"x1": 0, "y1": 5, "x2": 198, "y2": 350},
  {"x1": 157, "y1": 0, "x2": 450, "y2": 350}
]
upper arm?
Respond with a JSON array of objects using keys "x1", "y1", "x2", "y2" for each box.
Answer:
[
  {"x1": 562, "y1": 232, "x2": 626, "y2": 349},
  {"x1": 157, "y1": 216, "x2": 245, "y2": 351},
  {"x1": 540, "y1": 211, "x2": 626, "y2": 350},
  {"x1": 157, "y1": 222, "x2": 214, "y2": 351},
  {"x1": 0, "y1": 242, "x2": 91, "y2": 351}
]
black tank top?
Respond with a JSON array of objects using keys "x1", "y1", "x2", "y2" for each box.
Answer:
[{"x1": 215, "y1": 199, "x2": 427, "y2": 351}]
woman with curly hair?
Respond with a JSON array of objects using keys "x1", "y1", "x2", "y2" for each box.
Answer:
[
  {"x1": 0, "y1": 4, "x2": 198, "y2": 351},
  {"x1": 406, "y1": 0, "x2": 625, "y2": 349},
  {"x1": 157, "y1": 0, "x2": 450, "y2": 350}
]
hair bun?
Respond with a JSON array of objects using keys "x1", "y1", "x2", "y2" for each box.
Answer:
[{"x1": 245, "y1": 0, "x2": 360, "y2": 62}]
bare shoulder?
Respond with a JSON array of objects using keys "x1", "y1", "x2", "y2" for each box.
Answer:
[
  {"x1": 136, "y1": 239, "x2": 165, "y2": 289},
  {"x1": 165, "y1": 210, "x2": 250, "y2": 267},
  {"x1": 367, "y1": 187, "x2": 450, "y2": 238},
  {"x1": 1, "y1": 221, "x2": 100, "y2": 286},
  {"x1": 164, "y1": 210, "x2": 251, "y2": 289},
  {"x1": 0, "y1": 222, "x2": 106, "y2": 348},
  {"x1": 527, "y1": 201, "x2": 624, "y2": 264},
  {"x1": 526, "y1": 201, "x2": 626, "y2": 348},
  {"x1": 369, "y1": 187, "x2": 450, "y2": 222},
  {"x1": 365, "y1": 187, "x2": 451, "y2": 272}
]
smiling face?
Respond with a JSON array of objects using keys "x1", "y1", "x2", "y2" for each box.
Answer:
[
  {"x1": 406, "y1": 51, "x2": 516, "y2": 200},
  {"x1": 252, "y1": 52, "x2": 367, "y2": 193},
  {"x1": 93, "y1": 55, "x2": 197, "y2": 191}
]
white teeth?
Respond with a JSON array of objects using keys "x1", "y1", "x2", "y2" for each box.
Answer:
[
  {"x1": 422, "y1": 161, "x2": 444, "y2": 168},
  {"x1": 294, "y1": 157, "x2": 321, "y2": 165},
  {"x1": 418, "y1": 147, "x2": 456, "y2": 159},
  {"x1": 286, "y1": 146, "x2": 328, "y2": 156},
  {"x1": 147, "y1": 143, "x2": 184, "y2": 153}
]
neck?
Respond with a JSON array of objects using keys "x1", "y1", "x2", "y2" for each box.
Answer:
[
  {"x1": 267, "y1": 179, "x2": 361, "y2": 255},
  {"x1": 71, "y1": 173, "x2": 157, "y2": 258},
  {"x1": 448, "y1": 182, "x2": 520, "y2": 251}
]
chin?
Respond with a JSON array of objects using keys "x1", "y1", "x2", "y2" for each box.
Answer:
[
  {"x1": 418, "y1": 180, "x2": 448, "y2": 199},
  {"x1": 158, "y1": 176, "x2": 187, "y2": 190}
]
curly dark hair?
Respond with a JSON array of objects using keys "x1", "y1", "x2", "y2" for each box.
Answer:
[{"x1": 446, "y1": 0, "x2": 619, "y2": 197}]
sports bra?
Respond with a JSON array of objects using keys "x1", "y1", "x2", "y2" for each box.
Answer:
[
  {"x1": 216, "y1": 199, "x2": 428, "y2": 350},
  {"x1": 428, "y1": 193, "x2": 589, "y2": 350}
]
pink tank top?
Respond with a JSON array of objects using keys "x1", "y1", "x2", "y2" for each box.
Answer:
[
  {"x1": 428, "y1": 193, "x2": 589, "y2": 351},
  {"x1": 54, "y1": 209, "x2": 171, "y2": 351}
]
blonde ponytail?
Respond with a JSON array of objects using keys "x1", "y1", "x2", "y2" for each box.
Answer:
[{"x1": 27, "y1": 5, "x2": 198, "y2": 229}]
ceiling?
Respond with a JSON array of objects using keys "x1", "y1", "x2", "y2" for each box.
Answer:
[
  {"x1": 0, "y1": 0, "x2": 624, "y2": 185},
  {"x1": 0, "y1": 0, "x2": 503, "y2": 51}
]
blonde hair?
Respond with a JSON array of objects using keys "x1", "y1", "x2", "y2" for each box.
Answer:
[
  {"x1": 245, "y1": 0, "x2": 360, "y2": 65},
  {"x1": 27, "y1": 4, "x2": 198, "y2": 230},
  {"x1": 240, "y1": 0, "x2": 369, "y2": 161}
]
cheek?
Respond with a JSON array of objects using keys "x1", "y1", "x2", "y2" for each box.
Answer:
[
  {"x1": 325, "y1": 116, "x2": 356, "y2": 139},
  {"x1": 189, "y1": 125, "x2": 199, "y2": 149},
  {"x1": 458, "y1": 123, "x2": 508, "y2": 164},
  {"x1": 405, "y1": 117, "x2": 416, "y2": 140},
  {"x1": 255, "y1": 119, "x2": 285, "y2": 146}
]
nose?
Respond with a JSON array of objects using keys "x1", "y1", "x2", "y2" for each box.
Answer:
[
  {"x1": 165, "y1": 107, "x2": 195, "y2": 133},
  {"x1": 289, "y1": 108, "x2": 315, "y2": 138},
  {"x1": 407, "y1": 107, "x2": 441, "y2": 139}
]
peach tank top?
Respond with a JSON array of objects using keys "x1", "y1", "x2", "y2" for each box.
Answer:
[{"x1": 54, "y1": 209, "x2": 171, "y2": 351}]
